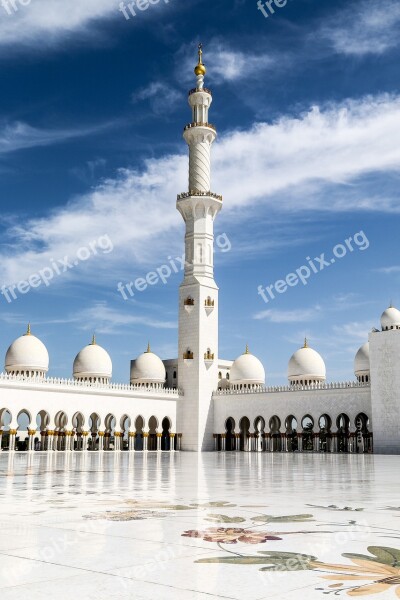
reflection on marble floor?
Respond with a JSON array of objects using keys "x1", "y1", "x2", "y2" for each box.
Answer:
[{"x1": 1, "y1": 452, "x2": 400, "y2": 599}]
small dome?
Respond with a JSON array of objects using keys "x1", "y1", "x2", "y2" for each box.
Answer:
[
  {"x1": 230, "y1": 346, "x2": 265, "y2": 388},
  {"x1": 288, "y1": 339, "x2": 326, "y2": 385},
  {"x1": 130, "y1": 344, "x2": 166, "y2": 386},
  {"x1": 354, "y1": 342, "x2": 370, "y2": 382},
  {"x1": 73, "y1": 335, "x2": 112, "y2": 383},
  {"x1": 5, "y1": 325, "x2": 49, "y2": 377},
  {"x1": 381, "y1": 305, "x2": 400, "y2": 331}
]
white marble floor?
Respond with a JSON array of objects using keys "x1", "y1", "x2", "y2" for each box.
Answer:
[{"x1": 1, "y1": 452, "x2": 400, "y2": 599}]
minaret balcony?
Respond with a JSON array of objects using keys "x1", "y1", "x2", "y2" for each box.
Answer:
[
  {"x1": 189, "y1": 87, "x2": 212, "y2": 97},
  {"x1": 184, "y1": 122, "x2": 216, "y2": 134},
  {"x1": 204, "y1": 351, "x2": 215, "y2": 368},
  {"x1": 177, "y1": 191, "x2": 223, "y2": 202}
]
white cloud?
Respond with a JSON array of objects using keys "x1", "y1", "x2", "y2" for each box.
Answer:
[
  {"x1": 375, "y1": 266, "x2": 400, "y2": 275},
  {"x1": 254, "y1": 307, "x2": 321, "y2": 323},
  {"x1": 332, "y1": 321, "x2": 376, "y2": 341},
  {"x1": 0, "y1": 121, "x2": 110, "y2": 154},
  {"x1": 320, "y1": 0, "x2": 400, "y2": 56},
  {"x1": 1, "y1": 93, "x2": 400, "y2": 288},
  {"x1": 178, "y1": 40, "x2": 276, "y2": 84},
  {"x1": 0, "y1": 0, "x2": 118, "y2": 47},
  {"x1": 77, "y1": 302, "x2": 177, "y2": 334}
]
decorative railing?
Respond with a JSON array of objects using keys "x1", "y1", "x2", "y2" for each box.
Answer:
[
  {"x1": 204, "y1": 351, "x2": 214, "y2": 360},
  {"x1": 177, "y1": 191, "x2": 223, "y2": 202},
  {"x1": 189, "y1": 87, "x2": 212, "y2": 96},
  {"x1": 183, "y1": 351, "x2": 194, "y2": 360},
  {"x1": 214, "y1": 381, "x2": 371, "y2": 396},
  {"x1": 0, "y1": 372, "x2": 181, "y2": 395},
  {"x1": 184, "y1": 122, "x2": 216, "y2": 133},
  {"x1": 184, "y1": 297, "x2": 195, "y2": 306},
  {"x1": 205, "y1": 298, "x2": 215, "y2": 307}
]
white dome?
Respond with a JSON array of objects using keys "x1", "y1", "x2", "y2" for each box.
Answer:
[
  {"x1": 5, "y1": 326, "x2": 49, "y2": 376},
  {"x1": 130, "y1": 345, "x2": 166, "y2": 385},
  {"x1": 73, "y1": 336, "x2": 112, "y2": 382},
  {"x1": 288, "y1": 340, "x2": 326, "y2": 384},
  {"x1": 381, "y1": 305, "x2": 400, "y2": 331},
  {"x1": 354, "y1": 342, "x2": 370, "y2": 379},
  {"x1": 230, "y1": 347, "x2": 265, "y2": 387}
]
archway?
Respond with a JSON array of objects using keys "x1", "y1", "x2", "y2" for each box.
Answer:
[
  {"x1": 89, "y1": 413, "x2": 101, "y2": 451},
  {"x1": 120, "y1": 415, "x2": 131, "y2": 451},
  {"x1": 104, "y1": 414, "x2": 116, "y2": 451},
  {"x1": 269, "y1": 416, "x2": 281, "y2": 452},
  {"x1": 134, "y1": 416, "x2": 144, "y2": 451},
  {"x1": 239, "y1": 417, "x2": 250, "y2": 451},
  {"x1": 225, "y1": 417, "x2": 236, "y2": 451},
  {"x1": 54, "y1": 411, "x2": 68, "y2": 451},
  {"x1": 254, "y1": 416, "x2": 265, "y2": 452},
  {"x1": 318, "y1": 414, "x2": 331, "y2": 452},
  {"x1": 148, "y1": 416, "x2": 158, "y2": 451},
  {"x1": 161, "y1": 417, "x2": 171, "y2": 450},
  {"x1": 36, "y1": 411, "x2": 50, "y2": 451},
  {"x1": 301, "y1": 415, "x2": 314, "y2": 452},
  {"x1": 0, "y1": 408, "x2": 12, "y2": 450},
  {"x1": 72, "y1": 412, "x2": 85, "y2": 450},
  {"x1": 355, "y1": 413, "x2": 370, "y2": 453},
  {"x1": 285, "y1": 415, "x2": 298, "y2": 452},
  {"x1": 337, "y1": 413, "x2": 350, "y2": 453},
  {"x1": 16, "y1": 409, "x2": 32, "y2": 451}
]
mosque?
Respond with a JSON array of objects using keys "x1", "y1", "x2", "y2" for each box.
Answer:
[{"x1": 0, "y1": 48, "x2": 399, "y2": 455}]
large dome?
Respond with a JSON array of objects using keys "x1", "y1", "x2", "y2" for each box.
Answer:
[
  {"x1": 130, "y1": 344, "x2": 166, "y2": 386},
  {"x1": 73, "y1": 336, "x2": 112, "y2": 383},
  {"x1": 354, "y1": 342, "x2": 370, "y2": 382},
  {"x1": 5, "y1": 325, "x2": 49, "y2": 377},
  {"x1": 381, "y1": 305, "x2": 400, "y2": 331},
  {"x1": 230, "y1": 346, "x2": 265, "y2": 388},
  {"x1": 288, "y1": 340, "x2": 326, "y2": 385}
]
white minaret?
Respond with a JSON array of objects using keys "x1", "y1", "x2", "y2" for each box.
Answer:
[{"x1": 176, "y1": 45, "x2": 222, "y2": 452}]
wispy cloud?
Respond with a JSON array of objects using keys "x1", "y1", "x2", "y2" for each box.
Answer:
[
  {"x1": 332, "y1": 320, "x2": 376, "y2": 342},
  {"x1": 0, "y1": 0, "x2": 117, "y2": 48},
  {"x1": 75, "y1": 302, "x2": 177, "y2": 334},
  {"x1": 375, "y1": 266, "x2": 400, "y2": 275},
  {"x1": 254, "y1": 306, "x2": 322, "y2": 323},
  {"x1": 319, "y1": 0, "x2": 400, "y2": 56},
  {"x1": 178, "y1": 40, "x2": 276, "y2": 83},
  {"x1": 0, "y1": 120, "x2": 112, "y2": 154}
]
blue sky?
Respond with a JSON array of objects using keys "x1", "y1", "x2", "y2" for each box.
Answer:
[{"x1": 0, "y1": 0, "x2": 399, "y2": 384}]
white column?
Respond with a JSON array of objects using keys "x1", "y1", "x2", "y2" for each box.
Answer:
[
  {"x1": 156, "y1": 433, "x2": 162, "y2": 451},
  {"x1": 0, "y1": 430, "x2": 3, "y2": 451},
  {"x1": 82, "y1": 432, "x2": 89, "y2": 452},
  {"x1": 9, "y1": 429, "x2": 17, "y2": 452},
  {"x1": 221, "y1": 434, "x2": 226, "y2": 451},
  {"x1": 143, "y1": 432, "x2": 149, "y2": 451},
  {"x1": 169, "y1": 433, "x2": 175, "y2": 451},
  {"x1": 98, "y1": 432, "x2": 105, "y2": 452},
  {"x1": 177, "y1": 434, "x2": 182, "y2": 451},
  {"x1": 213, "y1": 434, "x2": 218, "y2": 451}
]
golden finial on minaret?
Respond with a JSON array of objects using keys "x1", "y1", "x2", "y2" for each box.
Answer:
[
  {"x1": 303, "y1": 337, "x2": 308, "y2": 348},
  {"x1": 244, "y1": 344, "x2": 250, "y2": 354},
  {"x1": 91, "y1": 333, "x2": 96, "y2": 345},
  {"x1": 146, "y1": 342, "x2": 151, "y2": 353},
  {"x1": 194, "y1": 43, "x2": 206, "y2": 77},
  {"x1": 25, "y1": 323, "x2": 31, "y2": 336}
]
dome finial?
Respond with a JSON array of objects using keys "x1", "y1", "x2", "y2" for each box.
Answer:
[
  {"x1": 91, "y1": 333, "x2": 96, "y2": 346},
  {"x1": 194, "y1": 43, "x2": 206, "y2": 77},
  {"x1": 146, "y1": 341, "x2": 151, "y2": 353},
  {"x1": 25, "y1": 323, "x2": 31, "y2": 336},
  {"x1": 244, "y1": 344, "x2": 249, "y2": 354},
  {"x1": 389, "y1": 299, "x2": 394, "y2": 308},
  {"x1": 304, "y1": 337, "x2": 308, "y2": 348}
]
